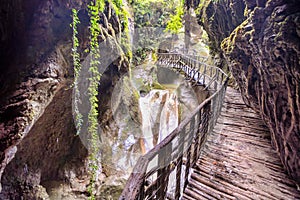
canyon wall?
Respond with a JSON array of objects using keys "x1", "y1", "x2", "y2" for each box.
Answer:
[
  {"x1": 198, "y1": 0, "x2": 300, "y2": 183},
  {"x1": 0, "y1": 0, "x2": 130, "y2": 198}
]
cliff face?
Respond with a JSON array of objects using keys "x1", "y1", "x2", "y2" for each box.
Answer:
[
  {"x1": 198, "y1": 0, "x2": 300, "y2": 183},
  {"x1": 197, "y1": 0, "x2": 246, "y2": 55},
  {"x1": 0, "y1": 0, "x2": 130, "y2": 198}
]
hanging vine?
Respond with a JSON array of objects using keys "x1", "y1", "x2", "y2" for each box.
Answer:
[
  {"x1": 71, "y1": 8, "x2": 83, "y2": 135},
  {"x1": 72, "y1": 0, "x2": 130, "y2": 198},
  {"x1": 86, "y1": 0, "x2": 105, "y2": 199}
]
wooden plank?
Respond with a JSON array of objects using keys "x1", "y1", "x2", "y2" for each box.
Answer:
[
  {"x1": 185, "y1": 186, "x2": 217, "y2": 200},
  {"x1": 189, "y1": 175, "x2": 237, "y2": 200},
  {"x1": 183, "y1": 87, "x2": 300, "y2": 200}
]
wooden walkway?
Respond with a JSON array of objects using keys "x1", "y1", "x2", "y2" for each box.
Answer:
[{"x1": 183, "y1": 87, "x2": 300, "y2": 200}]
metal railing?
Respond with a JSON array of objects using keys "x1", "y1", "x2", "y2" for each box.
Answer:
[
  {"x1": 157, "y1": 53, "x2": 227, "y2": 91},
  {"x1": 119, "y1": 53, "x2": 228, "y2": 200}
]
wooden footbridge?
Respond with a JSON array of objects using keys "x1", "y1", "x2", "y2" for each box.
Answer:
[{"x1": 119, "y1": 53, "x2": 300, "y2": 200}]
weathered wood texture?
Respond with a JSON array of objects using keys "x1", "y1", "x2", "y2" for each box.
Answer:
[{"x1": 183, "y1": 87, "x2": 300, "y2": 200}]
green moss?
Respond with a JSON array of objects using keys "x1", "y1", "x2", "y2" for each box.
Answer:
[
  {"x1": 27, "y1": 109, "x2": 35, "y2": 121},
  {"x1": 122, "y1": 76, "x2": 141, "y2": 121},
  {"x1": 152, "y1": 82, "x2": 165, "y2": 90},
  {"x1": 221, "y1": 20, "x2": 249, "y2": 54},
  {"x1": 195, "y1": 0, "x2": 211, "y2": 24},
  {"x1": 152, "y1": 51, "x2": 158, "y2": 61},
  {"x1": 133, "y1": 89, "x2": 140, "y2": 101},
  {"x1": 110, "y1": 0, "x2": 131, "y2": 61}
]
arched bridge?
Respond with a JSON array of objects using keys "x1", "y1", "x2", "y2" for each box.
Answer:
[{"x1": 119, "y1": 53, "x2": 300, "y2": 200}]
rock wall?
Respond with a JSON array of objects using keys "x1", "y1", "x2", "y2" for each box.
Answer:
[
  {"x1": 198, "y1": 0, "x2": 300, "y2": 183},
  {"x1": 0, "y1": 0, "x2": 130, "y2": 198},
  {"x1": 197, "y1": 0, "x2": 246, "y2": 54}
]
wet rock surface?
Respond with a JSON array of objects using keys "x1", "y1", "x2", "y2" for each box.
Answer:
[
  {"x1": 198, "y1": 0, "x2": 300, "y2": 183},
  {"x1": 0, "y1": 0, "x2": 130, "y2": 198},
  {"x1": 98, "y1": 63, "x2": 209, "y2": 198}
]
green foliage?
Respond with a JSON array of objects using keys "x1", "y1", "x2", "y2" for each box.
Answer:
[
  {"x1": 129, "y1": 0, "x2": 182, "y2": 64},
  {"x1": 87, "y1": 0, "x2": 104, "y2": 199},
  {"x1": 130, "y1": 0, "x2": 178, "y2": 28},
  {"x1": 135, "y1": 47, "x2": 151, "y2": 63},
  {"x1": 165, "y1": 1, "x2": 184, "y2": 34},
  {"x1": 71, "y1": 9, "x2": 83, "y2": 135},
  {"x1": 71, "y1": 1, "x2": 131, "y2": 198},
  {"x1": 108, "y1": 0, "x2": 129, "y2": 31},
  {"x1": 112, "y1": 0, "x2": 122, "y2": 9},
  {"x1": 195, "y1": 0, "x2": 207, "y2": 13},
  {"x1": 108, "y1": 0, "x2": 131, "y2": 60},
  {"x1": 71, "y1": 4, "x2": 101, "y2": 198}
]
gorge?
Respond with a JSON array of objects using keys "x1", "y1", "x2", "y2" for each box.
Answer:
[{"x1": 0, "y1": 0, "x2": 299, "y2": 199}]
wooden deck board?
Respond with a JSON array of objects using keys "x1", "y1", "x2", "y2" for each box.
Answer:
[{"x1": 183, "y1": 87, "x2": 300, "y2": 200}]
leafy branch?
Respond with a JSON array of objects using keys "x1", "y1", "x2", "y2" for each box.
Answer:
[{"x1": 165, "y1": 1, "x2": 184, "y2": 34}]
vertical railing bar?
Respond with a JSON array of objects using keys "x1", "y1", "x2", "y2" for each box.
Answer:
[
  {"x1": 203, "y1": 64, "x2": 207, "y2": 85},
  {"x1": 189, "y1": 116, "x2": 196, "y2": 166},
  {"x1": 193, "y1": 110, "x2": 202, "y2": 165},
  {"x1": 138, "y1": 179, "x2": 145, "y2": 200},
  {"x1": 184, "y1": 143, "x2": 192, "y2": 190},
  {"x1": 215, "y1": 70, "x2": 219, "y2": 91},
  {"x1": 157, "y1": 143, "x2": 172, "y2": 199},
  {"x1": 175, "y1": 126, "x2": 186, "y2": 200}
]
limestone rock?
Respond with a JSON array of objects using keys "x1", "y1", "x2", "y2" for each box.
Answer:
[
  {"x1": 0, "y1": 0, "x2": 130, "y2": 198},
  {"x1": 221, "y1": 0, "x2": 300, "y2": 183},
  {"x1": 197, "y1": 0, "x2": 300, "y2": 183}
]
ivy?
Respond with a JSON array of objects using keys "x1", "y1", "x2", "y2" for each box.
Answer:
[
  {"x1": 109, "y1": 0, "x2": 130, "y2": 39},
  {"x1": 71, "y1": 9, "x2": 83, "y2": 135},
  {"x1": 71, "y1": 0, "x2": 130, "y2": 198},
  {"x1": 71, "y1": 5, "x2": 100, "y2": 198},
  {"x1": 87, "y1": 0, "x2": 105, "y2": 199}
]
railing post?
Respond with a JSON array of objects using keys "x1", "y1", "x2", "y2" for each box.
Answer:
[
  {"x1": 138, "y1": 180, "x2": 145, "y2": 200},
  {"x1": 199, "y1": 103, "x2": 210, "y2": 149},
  {"x1": 191, "y1": 113, "x2": 198, "y2": 167},
  {"x1": 175, "y1": 126, "x2": 186, "y2": 199},
  {"x1": 221, "y1": 73, "x2": 224, "y2": 83},
  {"x1": 193, "y1": 110, "x2": 202, "y2": 166},
  {"x1": 157, "y1": 143, "x2": 172, "y2": 199},
  {"x1": 184, "y1": 144, "x2": 192, "y2": 191},
  {"x1": 214, "y1": 69, "x2": 219, "y2": 91},
  {"x1": 203, "y1": 64, "x2": 207, "y2": 85}
]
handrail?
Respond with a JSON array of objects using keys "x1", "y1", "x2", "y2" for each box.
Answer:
[
  {"x1": 120, "y1": 53, "x2": 229, "y2": 200},
  {"x1": 161, "y1": 53, "x2": 226, "y2": 75},
  {"x1": 156, "y1": 53, "x2": 227, "y2": 90}
]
